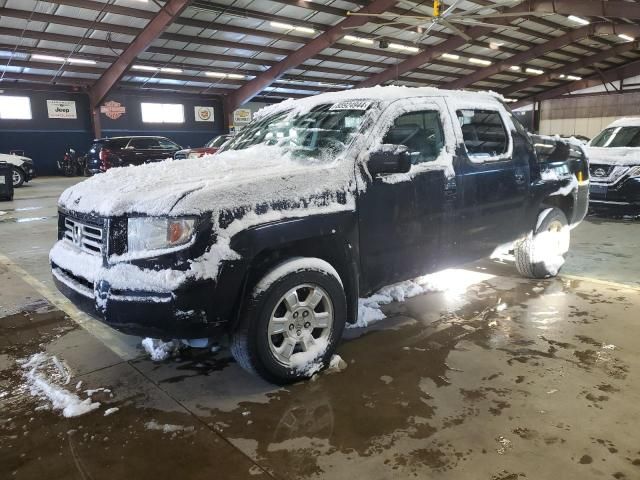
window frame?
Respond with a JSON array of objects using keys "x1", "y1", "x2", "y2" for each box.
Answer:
[
  {"x1": 0, "y1": 95, "x2": 32, "y2": 120},
  {"x1": 454, "y1": 108, "x2": 513, "y2": 164},
  {"x1": 140, "y1": 102, "x2": 185, "y2": 124}
]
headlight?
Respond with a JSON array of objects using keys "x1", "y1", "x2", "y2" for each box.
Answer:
[
  {"x1": 127, "y1": 217, "x2": 196, "y2": 253},
  {"x1": 628, "y1": 166, "x2": 640, "y2": 178}
]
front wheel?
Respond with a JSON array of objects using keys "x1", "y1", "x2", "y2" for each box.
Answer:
[
  {"x1": 514, "y1": 208, "x2": 570, "y2": 279},
  {"x1": 230, "y1": 258, "x2": 346, "y2": 384},
  {"x1": 12, "y1": 168, "x2": 25, "y2": 187}
]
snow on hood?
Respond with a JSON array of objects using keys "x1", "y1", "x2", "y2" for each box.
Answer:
[
  {"x1": 58, "y1": 144, "x2": 355, "y2": 218},
  {"x1": 586, "y1": 146, "x2": 640, "y2": 166},
  {"x1": 0, "y1": 153, "x2": 30, "y2": 164}
]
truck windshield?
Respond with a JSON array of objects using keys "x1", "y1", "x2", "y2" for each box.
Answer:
[
  {"x1": 224, "y1": 104, "x2": 369, "y2": 161},
  {"x1": 590, "y1": 126, "x2": 640, "y2": 147}
]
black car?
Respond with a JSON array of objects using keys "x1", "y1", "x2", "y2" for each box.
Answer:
[
  {"x1": 86, "y1": 136, "x2": 182, "y2": 174},
  {"x1": 50, "y1": 88, "x2": 589, "y2": 384}
]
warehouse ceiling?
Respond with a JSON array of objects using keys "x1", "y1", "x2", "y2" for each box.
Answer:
[{"x1": 0, "y1": 0, "x2": 639, "y2": 108}]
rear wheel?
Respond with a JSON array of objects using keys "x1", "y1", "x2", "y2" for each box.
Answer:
[
  {"x1": 514, "y1": 208, "x2": 570, "y2": 279},
  {"x1": 12, "y1": 168, "x2": 24, "y2": 187},
  {"x1": 230, "y1": 258, "x2": 346, "y2": 384}
]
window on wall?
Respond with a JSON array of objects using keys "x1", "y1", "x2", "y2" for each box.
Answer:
[
  {"x1": 141, "y1": 102, "x2": 184, "y2": 123},
  {"x1": 0, "y1": 96, "x2": 32, "y2": 120}
]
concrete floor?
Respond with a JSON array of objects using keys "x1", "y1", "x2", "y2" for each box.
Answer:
[{"x1": 1, "y1": 177, "x2": 640, "y2": 480}]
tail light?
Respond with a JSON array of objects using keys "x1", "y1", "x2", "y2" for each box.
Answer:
[{"x1": 99, "y1": 148, "x2": 111, "y2": 171}]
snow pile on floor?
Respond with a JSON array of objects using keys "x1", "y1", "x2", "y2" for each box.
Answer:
[
  {"x1": 290, "y1": 337, "x2": 329, "y2": 376},
  {"x1": 18, "y1": 353, "x2": 100, "y2": 418},
  {"x1": 352, "y1": 268, "x2": 494, "y2": 328},
  {"x1": 141, "y1": 338, "x2": 182, "y2": 361}
]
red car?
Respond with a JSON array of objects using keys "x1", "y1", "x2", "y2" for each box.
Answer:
[{"x1": 173, "y1": 134, "x2": 232, "y2": 159}]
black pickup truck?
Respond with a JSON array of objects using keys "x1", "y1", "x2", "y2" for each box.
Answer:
[{"x1": 50, "y1": 88, "x2": 589, "y2": 383}]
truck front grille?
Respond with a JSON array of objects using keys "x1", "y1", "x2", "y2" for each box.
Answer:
[{"x1": 63, "y1": 217, "x2": 104, "y2": 255}]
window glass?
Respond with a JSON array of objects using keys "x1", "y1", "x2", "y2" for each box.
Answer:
[
  {"x1": 225, "y1": 104, "x2": 369, "y2": 161},
  {"x1": 141, "y1": 103, "x2": 184, "y2": 123},
  {"x1": 0, "y1": 95, "x2": 32, "y2": 120},
  {"x1": 129, "y1": 138, "x2": 160, "y2": 149},
  {"x1": 457, "y1": 109, "x2": 509, "y2": 158},
  {"x1": 206, "y1": 135, "x2": 228, "y2": 148},
  {"x1": 591, "y1": 126, "x2": 640, "y2": 147},
  {"x1": 382, "y1": 110, "x2": 445, "y2": 164},
  {"x1": 157, "y1": 138, "x2": 179, "y2": 149},
  {"x1": 106, "y1": 138, "x2": 131, "y2": 149}
]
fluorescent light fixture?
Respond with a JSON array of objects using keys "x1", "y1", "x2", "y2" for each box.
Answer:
[
  {"x1": 160, "y1": 67, "x2": 182, "y2": 73},
  {"x1": 619, "y1": 34, "x2": 635, "y2": 42},
  {"x1": 567, "y1": 75, "x2": 582, "y2": 81},
  {"x1": 132, "y1": 65, "x2": 159, "y2": 71},
  {"x1": 525, "y1": 67, "x2": 544, "y2": 75},
  {"x1": 568, "y1": 15, "x2": 590, "y2": 25},
  {"x1": 67, "y1": 58, "x2": 96, "y2": 65},
  {"x1": 32, "y1": 54, "x2": 65, "y2": 62},
  {"x1": 504, "y1": 98, "x2": 517, "y2": 103},
  {"x1": 389, "y1": 43, "x2": 419, "y2": 53},
  {"x1": 270, "y1": 21, "x2": 314, "y2": 34},
  {"x1": 344, "y1": 35, "x2": 374, "y2": 45},
  {"x1": 442, "y1": 53, "x2": 460, "y2": 60},
  {"x1": 205, "y1": 72, "x2": 245, "y2": 79},
  {"x1": 489, "y1": 41, "x2": 503, "y2": 50},
  {"x1": 509, "y1": 65, "x2": 521, "y2": 71},
  {"x1": 559, "y1": 74, "x2": 566, "y2": 78},
  {"x1": 469, "y1": 57, "x2": 491, "y2": 66}
]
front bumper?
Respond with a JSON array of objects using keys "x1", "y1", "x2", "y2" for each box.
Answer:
[
  {"x1": 589, "y1": 177, "x2": 640, "y2": 213},
  {"x1": 52, "y1": 263, "x2": 226, "y2": 339},
  {"x1": 23, "y1": 164, "x2": 36, "y2": 181}
]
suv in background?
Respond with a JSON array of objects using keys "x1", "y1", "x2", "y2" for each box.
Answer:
[
  {"x1": 86, "y1": 136, "x2": 182, "y2": 174},
  {"x1": 174, "y1": 134, "x2": 232, "y2": 159},
  {"x1": 587, "y1": 118, "x2": 640, "y2": 213},
  {"x1": 0, "y1": 152, "x2": 35, "y2": 187}
]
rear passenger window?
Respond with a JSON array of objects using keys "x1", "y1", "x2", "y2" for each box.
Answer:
[
  {"x1": 129, "y1": 138, "x2": 160, "y2": 149},
  {"x1": 457, "y1": 109, "x2": 509, "y2": 159},
  {"x1": 382, "y1": 110, "x2": 444, "y2": 164}
]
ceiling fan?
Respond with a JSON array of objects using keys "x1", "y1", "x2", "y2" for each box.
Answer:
[{"x1": 345, "y1": 0, "x2": 540, "y2": 46}]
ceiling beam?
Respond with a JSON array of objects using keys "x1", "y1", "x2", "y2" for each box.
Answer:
[
  {"x1": 224, "y1": 0, "x2": 400, "y2": 110},
  {"x1": 508, "y1": 0, "x2": 640, "y2": 19},
  {"x1": 511, "y1": 58, "x2": 640, "y2": 108},
  {"x1": 501, "y1": 41, "x2": 640, "y2": 96},
  {"x1": 447, "y1": 23, "x2": 640, "y2": 90},
  {"x1": 88, "y1": 0, "x2": 192, "y2": 107}
]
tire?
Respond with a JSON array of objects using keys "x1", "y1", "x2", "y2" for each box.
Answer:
[
  {"x1": 11, "y1": 168, "x2": 25, "y2": 187},
  {"x1": 230, "y1": 257, "x2": 346, "y2": 384},
  {"x1": 514, "y1": 208, "x2": 570, "y2": 279}
]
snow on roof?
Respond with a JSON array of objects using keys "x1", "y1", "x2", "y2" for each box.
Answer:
[
  {"x1": 255, "y1": 86, "x2": 505, "y2": 120},
  {"x1": 607, "y1": 117, "x2": 640, "y2": 128}
]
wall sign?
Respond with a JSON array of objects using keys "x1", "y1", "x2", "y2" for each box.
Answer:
[
  {"x1": 47, "y1": 100, "x2": 77, "y2": 119},
  {"x1": 233, "y1": 108, "x2": 252, "y2": 125},
  {"x1": 100, "y1": 101, "x2": 126, "y2": 120},
  {"x1": 195, "y1": 106, "x2": 214, "y2": 122}
]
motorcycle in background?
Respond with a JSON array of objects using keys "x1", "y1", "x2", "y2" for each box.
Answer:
[{"x1": 58, "y1": 148, "x2": 87, "y2": 176}]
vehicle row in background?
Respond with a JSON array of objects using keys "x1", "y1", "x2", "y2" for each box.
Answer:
[
  {"x1": 86, "y1": 136, "x2": 182, "y2": 174},
  {"x1": 587, "y1": 118, "x2": 640, "y2": 214},
  {"x1": 0, "y1": 152, "x2": 35, "y2": 187}
]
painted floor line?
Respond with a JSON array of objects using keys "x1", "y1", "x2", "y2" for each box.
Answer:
[
  {"x1": 0, "y1": 251, "x2": 139, "y2": 361},
  {"x1": 562, "y1": 273, "x2": 640, "y2": 292}
]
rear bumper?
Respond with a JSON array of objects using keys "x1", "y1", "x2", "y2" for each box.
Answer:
[{"x1": 52, "y1": 264, "x2": 227, "y2": 339}]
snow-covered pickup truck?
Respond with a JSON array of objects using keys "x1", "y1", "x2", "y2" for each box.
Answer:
[{"x1": 50, "y1": 87, "x2": 589, "y2": 383}]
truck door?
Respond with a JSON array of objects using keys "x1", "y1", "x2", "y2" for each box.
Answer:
[
  {"x1": 357, "y1": 99, "x2": 454, "y2": 293},
  {"x1": 448, "y1": 106, "x2": 532, "y2": 263}
]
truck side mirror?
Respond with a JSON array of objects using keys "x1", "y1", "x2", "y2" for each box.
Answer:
[{"x1": 368, "y1": 145, "x2": 411, "y2": 176}]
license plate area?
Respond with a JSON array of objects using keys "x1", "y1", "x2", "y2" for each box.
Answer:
[{"x1": 590, "y1": 184, "x2": 608, "y2": 196}]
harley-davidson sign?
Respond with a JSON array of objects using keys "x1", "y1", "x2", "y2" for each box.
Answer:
[{"x1": 100, "y1": 101, "x2": 126, "y2": 120}]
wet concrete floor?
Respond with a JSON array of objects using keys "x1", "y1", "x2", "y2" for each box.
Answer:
[{"x1": 1, "y1": 178, "x2": 640, "y2": 479}]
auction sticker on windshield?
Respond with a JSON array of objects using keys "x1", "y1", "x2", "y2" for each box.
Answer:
[{"x1": 329, "y1": 100, "x2": 372, "y2": 111}]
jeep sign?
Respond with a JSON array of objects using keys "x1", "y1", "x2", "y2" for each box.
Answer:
[{"x1": 47, "y1": 100, "x2": 77, "y2": 119}]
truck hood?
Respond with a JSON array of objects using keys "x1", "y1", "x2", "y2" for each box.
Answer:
[
  {"x1": 586, "y1": 146, "x2": 640, "y2": 166},
  {"x1": 58, "y1": 145, "x2": 354, "y2": 219}
]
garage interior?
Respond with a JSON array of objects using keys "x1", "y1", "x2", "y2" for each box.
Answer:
[{"x1": 1, "y1": 1, "x2": 640, "y2": 479}]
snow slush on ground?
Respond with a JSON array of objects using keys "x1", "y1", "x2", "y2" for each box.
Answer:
[
  {"x1": 141, "y1": 338, "x2": 183, "y2": 361},
  {"x1": 18, "y1": 353, "x2": 100, "y2": 418}
]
